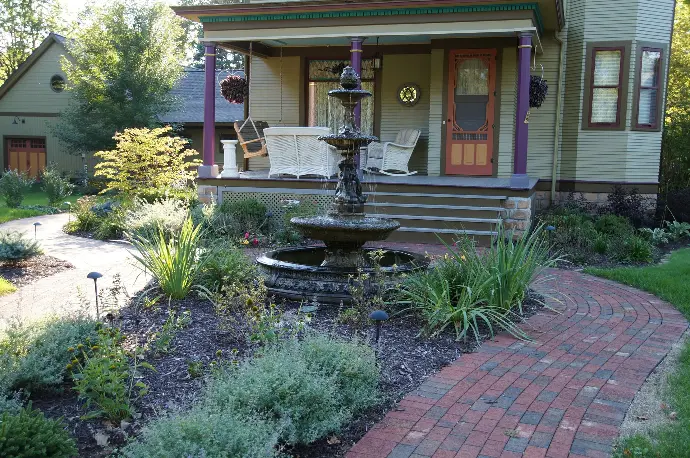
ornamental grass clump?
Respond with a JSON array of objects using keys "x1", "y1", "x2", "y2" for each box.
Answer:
[
  {"x1": 400, "y1": 224, "x2": 557, "y2": 342},
  {"x1": 124, "y1": 197, "x2": 189, "y2": 241},
  {"x1": 131, "y1": 217, "x2": 206, "y2": 299}
]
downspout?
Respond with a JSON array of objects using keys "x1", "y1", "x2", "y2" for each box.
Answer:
[{"x1": 550, "y1": 28, "x2": 566, "y2": 204}]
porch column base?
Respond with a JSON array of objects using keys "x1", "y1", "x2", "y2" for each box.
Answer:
[
  {"x1": 510, "y1": 173, "x2": 530, "y2": 190},
  {"x1": 198, "y1": 165, "x2": 219, "y2": 179}
]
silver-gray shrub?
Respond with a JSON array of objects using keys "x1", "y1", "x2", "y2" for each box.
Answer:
[
  {"x1": 124, "y1": 197, "x2": 189, "y2": 240},
  {"x1": 203, "y1": 333, "x2": 379, "y2": 445},
  {"x1": 121, "y1": 408, "x2": 282, "y2": 458},
  {"x1": 0, "y1": 316, "x2": 98, "y2": 395}
]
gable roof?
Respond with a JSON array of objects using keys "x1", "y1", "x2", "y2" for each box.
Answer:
[
  {"x1": 159, "y1": 69, "x2": 245, "y2": 124},
  {"x1": 0, "y1": 33, "x2": 67, "y2": 101}
]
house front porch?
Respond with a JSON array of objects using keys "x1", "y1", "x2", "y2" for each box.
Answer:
[
  {"x1": 197, "y1": 173, "x2": 538, "y2": 244},
  {"x1": 174, "y1": 0, "x2": 564, "y2": 243}
]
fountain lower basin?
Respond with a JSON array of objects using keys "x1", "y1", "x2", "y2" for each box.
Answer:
[{"x1": 257, "y1": 247, "x2": 427, "y2": 304}]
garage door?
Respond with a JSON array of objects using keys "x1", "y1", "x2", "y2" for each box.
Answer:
[{"x1": 6, "y1": 138, "x2": 47, "y2": 178}]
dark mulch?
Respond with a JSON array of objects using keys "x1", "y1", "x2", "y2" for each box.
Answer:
[
  {"x1": 0, "y1": 255, "x2": 73, "y2": 287},
  {"x1": 555, "y1": 240, "x2": 690, "y2": 271},
  {"x1": 30, "y1": 290, "x2": 543, "y2": 457}
]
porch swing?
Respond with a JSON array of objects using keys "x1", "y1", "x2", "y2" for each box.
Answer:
[{"x1": 234, "y1": 43, "x2": 284, "y2": 159}]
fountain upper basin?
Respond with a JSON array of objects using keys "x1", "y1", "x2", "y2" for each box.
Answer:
[{"x1": 290, "y1": 215, "x2": 400, "y2": 245}]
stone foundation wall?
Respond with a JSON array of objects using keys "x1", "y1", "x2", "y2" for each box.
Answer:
[
  {"x1": 502, "y1": 194, "x2": 535, "y2": 237},
  {"x1": 198, "y1": 185, "x2": 219, "y2": 205}
]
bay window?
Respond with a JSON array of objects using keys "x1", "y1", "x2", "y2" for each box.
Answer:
[{"x1": 583, "y1": 42, "x2": 630, "y2": 130}]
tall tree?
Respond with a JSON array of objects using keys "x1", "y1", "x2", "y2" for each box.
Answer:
[
  {"x1": 0, "y1": 0, "x2": 66, "y2": 85},
  {"x1": 178, "y1": 0, "x2": 245, "y2": 70},
  {"x1": 660, "y1": 1, "x2": 690, "y2": 194},
  {"x1": 53, "y1": 1, "x2": 187, "y2": 154}
]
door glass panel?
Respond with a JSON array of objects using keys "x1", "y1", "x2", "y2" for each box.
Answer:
[{"x1": 455, "y1": 58, "x2": 489, "y2": 131}]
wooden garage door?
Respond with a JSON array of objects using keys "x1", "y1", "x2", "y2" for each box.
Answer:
[{"x1": 7, "y1": 138, "x2": 47, "y2": 178}]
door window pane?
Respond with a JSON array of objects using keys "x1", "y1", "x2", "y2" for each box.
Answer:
[{"x1": 456, "y1": 58, "x2": 488, "y2": 96}]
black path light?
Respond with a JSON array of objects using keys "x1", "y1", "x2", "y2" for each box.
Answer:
[
  {"x1": 87, "y1": 272, "x2": 103, "y2": 319},
  {"x1": 33, "y1": 222, "x2": 41, "y2": 240},
  {"x1": 369, "y1": 310, "x2": 389, "y2": 346}
]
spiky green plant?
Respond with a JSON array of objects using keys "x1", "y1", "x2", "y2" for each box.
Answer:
[{"x1": 131, "y1": 217, "x2": 206, "y2": 299}]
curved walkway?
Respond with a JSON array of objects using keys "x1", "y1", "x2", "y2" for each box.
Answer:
[
  {"x1": 0, "y1": 214, "x2": 147, "y2": 327},
  {"x1": 348, "y1": 269, "x2": 688, "y2": 458}
]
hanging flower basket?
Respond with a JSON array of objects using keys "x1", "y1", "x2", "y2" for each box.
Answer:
[
  {"x1": 529, "y1": 75, "x2": 548, "y2": 108},
  {"x1": 220, "y1": 74, "x2": 248, "y2": 104}
]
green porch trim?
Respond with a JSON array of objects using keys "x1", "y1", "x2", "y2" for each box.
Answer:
[{"x1": 199, "y1": 3, "x2": 544, "y2": 35}]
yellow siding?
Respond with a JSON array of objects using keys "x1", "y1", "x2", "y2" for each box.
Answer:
[
  {"x1": 427, "y1": 49, "x2": 444, "y2": 176},
  {"x1": 379, "y1": 54, "x2": 430, "y2": 175},
  {"x1": 0, "y1": 43, "x2": 70, "y2": 113},
  {"x1": 497, "y1": 47, "x2": 516, "y2": 178},
  {"x1": 0, "y1": 115, "x2": 86, "y2": 173},
  {"x1": 247, "y1": 55, "x2": 301, "y2": 170}
]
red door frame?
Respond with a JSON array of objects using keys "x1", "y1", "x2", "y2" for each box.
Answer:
[{"x1": 445, "y1": 49, "x2": 497, "y2": 176}]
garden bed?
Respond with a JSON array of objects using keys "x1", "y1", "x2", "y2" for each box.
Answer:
[
  {"x1": 28, "y1": 290, "x2": 543, "y2": 457},
  {"x1": 0, "y1": 255, "x2": 73, "y2": 288}
]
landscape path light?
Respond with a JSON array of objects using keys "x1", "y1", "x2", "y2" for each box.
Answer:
[
  {"x1": 33, "y1": 222, "x2": 42, "y2": 240},
  {"x1": 87, "y1": 271, "x2": 103, "y2": 319},
  {"x1": 369, "y1": 310, "x2": 389, "y2": 346},
  {"x1": 64, "y1": 202, "x2": 72, "y2": 222}
]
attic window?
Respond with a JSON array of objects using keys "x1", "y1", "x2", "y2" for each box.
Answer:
[{"x1": 50, "y1": 74, "x2": 65, "y2": 92}]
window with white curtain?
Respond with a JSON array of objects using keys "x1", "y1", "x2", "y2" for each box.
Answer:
[
  {"x1": 590, "y1": 48, "x2": 624, "y2": 126},
  {"x1": 307, "y1": 59, "x2": 375, "y2": 135},
  {"x1": 636, "y1": 48, "x2": 662, "y2": 129}
]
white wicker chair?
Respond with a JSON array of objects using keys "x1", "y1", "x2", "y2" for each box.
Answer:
[
  {"x1": 364, "y1": 129, "x2": 421, "y2": 176},
  {"x1": 264, "y1": 127, "x2": 340, "y2": 178}
]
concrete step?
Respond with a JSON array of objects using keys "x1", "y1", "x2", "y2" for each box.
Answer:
[{"x1": 364, "y1": 202, "x2": 504, "y2": 219}]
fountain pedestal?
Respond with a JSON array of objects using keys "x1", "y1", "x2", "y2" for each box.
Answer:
[{"x1": 256, "y1": 67, "x2": 426, "y2": 303}]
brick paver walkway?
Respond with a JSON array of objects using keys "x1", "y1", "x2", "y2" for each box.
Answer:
[{"x1": 348, "y1": 269, "x2": 688, "y2": 458}]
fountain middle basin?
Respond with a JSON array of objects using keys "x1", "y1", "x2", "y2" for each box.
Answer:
[{"x1": 257, "y1": 246, "x2": 427, "y2": 304}]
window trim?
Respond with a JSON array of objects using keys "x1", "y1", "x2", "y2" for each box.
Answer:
[
  {"x1": 582, "y1": 41, "x2": 631, "y2": 131},
  {"x1": 632, "y1": 42, "x2": 668, "y2": 132}
]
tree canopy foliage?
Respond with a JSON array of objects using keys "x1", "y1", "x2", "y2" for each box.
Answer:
[
  {"x1": 660, "y1": 1, "x2": 690, "y2": 194},
  {"x1": 0, "y1": 0, "x2": 66, "y2": 85},
  {"x1": 53, "y1": 1, "x2": 187, "y2": 154}
]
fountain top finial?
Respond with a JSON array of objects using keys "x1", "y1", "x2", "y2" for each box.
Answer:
[{"x1": 340, "y1": 66, "x2": 360, "y2": 90}]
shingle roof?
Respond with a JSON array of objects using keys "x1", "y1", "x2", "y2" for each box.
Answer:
[{"x1": 159, "y1": 69, "x2": 245, "y2": 124}]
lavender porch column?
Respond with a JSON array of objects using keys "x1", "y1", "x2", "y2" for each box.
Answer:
[
  {"x1": 350, "y1": 37, "x2": 364, "y2": 178},
  {"x1": 511, "y1": 33, "x2": 532, "y2": 189},
  {"x1": 199, "y1": 43, "x2": 219, "y2": 178}
]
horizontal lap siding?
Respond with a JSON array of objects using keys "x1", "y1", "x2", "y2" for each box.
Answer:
[
  {"x1": 526, "y1": 36, "x2": 561, "y2": 180},
  {"x1": 247, "y1": 56, "x2": 301, "y2": 170},
  {"x1": 427, "y1": 49, "x2": 444, "y2": 176},
  {"x1": 379, "y1": 54, "x2": 430, "y2": 175},
  {"x1": 497, "y1": 47, "x2": 516, "y2": 178},
  {"x1": 0, "y1": 43, "x2": 71, "y2": 113},
  {"x1": 559, "y1": 0, "x2": 672, "y2": 184}
]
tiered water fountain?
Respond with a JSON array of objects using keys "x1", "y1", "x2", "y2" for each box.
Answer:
[{"x1": 258, "y1": 67, "x2": 426, "y2": 303}]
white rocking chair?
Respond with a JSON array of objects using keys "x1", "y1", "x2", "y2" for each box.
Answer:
[
  {"x1": 364, "y1": 129, "x2": 421, "y2": 176},
  {"x1": 264, "y1": 127, "x2": 340, "y2": 178}
]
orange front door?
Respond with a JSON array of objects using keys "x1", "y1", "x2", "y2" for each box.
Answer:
[
  {"x1": 7, "y1": 138, "x2": 46, "y2": 178},
  {"x1": 445, "y1": 49, "x2": 497, "y2": 176}
]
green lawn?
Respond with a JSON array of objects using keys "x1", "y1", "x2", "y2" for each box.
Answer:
[
  {"x1": 0, "y1": 187, "x2": 83, "y2": 224},
  {"x1": 586, "y1": 248, "x2": 690, "y2": 457}
]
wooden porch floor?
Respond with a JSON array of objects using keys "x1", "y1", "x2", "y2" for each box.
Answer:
[{"x1": 217, "y1": 170, "x2": 539, "y2": 190}]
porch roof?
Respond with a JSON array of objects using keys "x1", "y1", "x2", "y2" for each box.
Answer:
[{"x1": 173, "y1": 1, "x2": 561, "y2": 53}]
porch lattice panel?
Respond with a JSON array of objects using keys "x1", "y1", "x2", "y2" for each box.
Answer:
[{"x1": 220, "y1": 190, "x2": 331, "y2": 227}]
